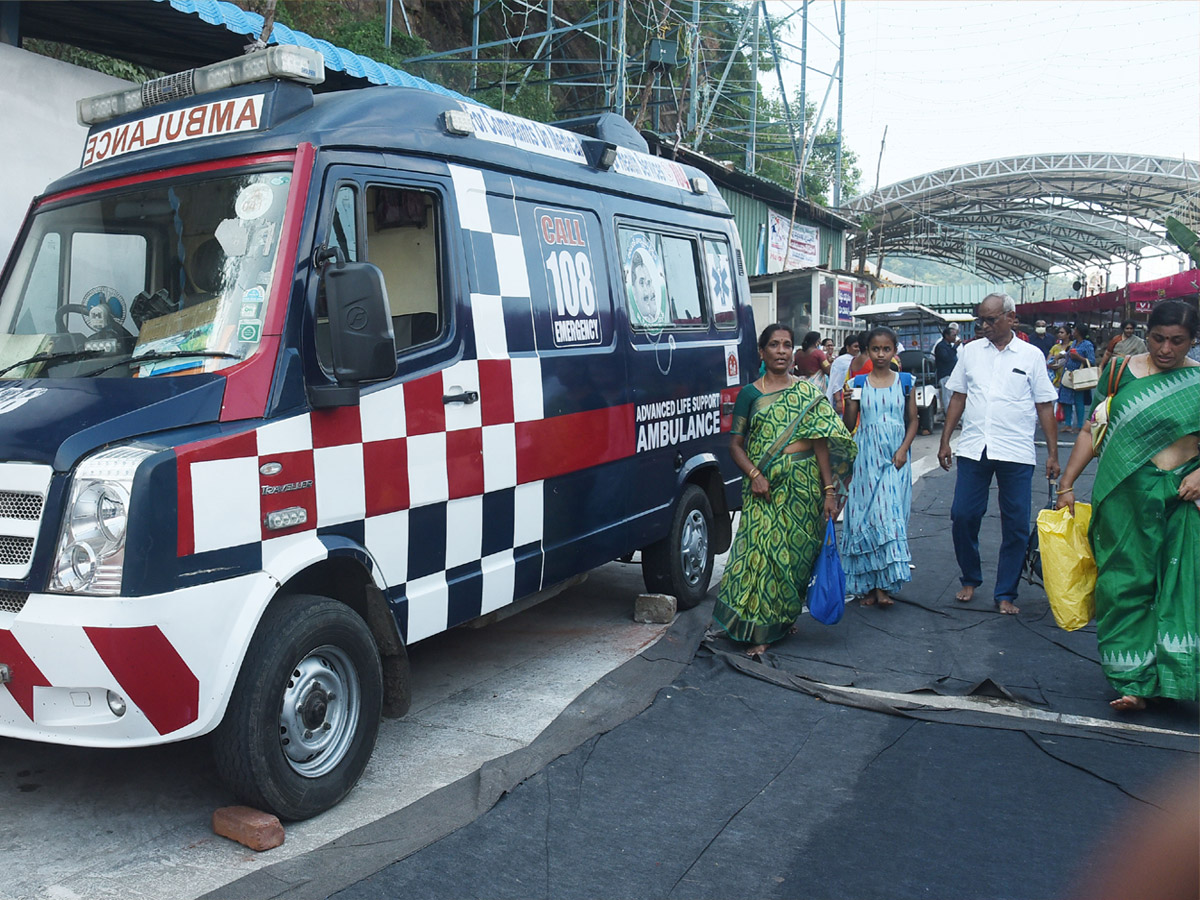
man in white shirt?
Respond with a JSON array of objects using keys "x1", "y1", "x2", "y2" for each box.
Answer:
[
  {"x1": 825, "y1": 334, "x2": 860, "y2": 413},
  {"x1": 937, "y1": 293, "x2": 1060, "y2": 614}
]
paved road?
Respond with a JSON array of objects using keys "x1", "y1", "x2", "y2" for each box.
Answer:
[{"x1": 2, "y1": 434, "x2": 953, "y2": 900}]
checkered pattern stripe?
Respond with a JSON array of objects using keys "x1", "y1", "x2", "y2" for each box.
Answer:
[{"x1": 177, "y1": 165, "x2": 552, "y2": 644}]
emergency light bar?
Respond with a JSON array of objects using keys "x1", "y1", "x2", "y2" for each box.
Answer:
[{"x1": 78, "y1": 46, "x2": 325, "y2": 127}]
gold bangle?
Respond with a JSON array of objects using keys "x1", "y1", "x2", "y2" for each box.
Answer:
[
  {"x1": 823, "y1": 484, "x2": 835, "y2": 491},
  {"x1": 748, "y1": 468, "x2": 760, "y2": 479},
  {"x1": 1056, "y1": 487, "x2": 1074, "y2": 495}
]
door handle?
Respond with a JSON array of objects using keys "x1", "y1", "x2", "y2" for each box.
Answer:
[{"x1": 443, "y1": 390, "x2": 479, "y2": 405}]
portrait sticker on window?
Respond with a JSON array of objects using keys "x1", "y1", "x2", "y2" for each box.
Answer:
[
  {"x1": 536, "y1": 207, "x2": 602, "y2": 347},
  {"x1": 621, "y1": 230, "x2": 666, "y2": 333}
]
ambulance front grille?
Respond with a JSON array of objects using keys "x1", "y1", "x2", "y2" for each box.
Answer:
[
  {"x1": 0, "y1": 590, "x2": 28, "y2": 614},
  {"x1": 0, "y1": 536, "x2": 34, "y2": 567},
  {"x1": 0, "y1": 491, "x2": 44, "y2": 520}
]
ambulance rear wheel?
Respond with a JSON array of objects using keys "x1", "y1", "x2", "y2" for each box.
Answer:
[
  {"x1": 642, "y1": 484, "x2": 714, "y2": 610},
  {"x1": 212, "y1": 594, "x2": 382, "y2": 821}
]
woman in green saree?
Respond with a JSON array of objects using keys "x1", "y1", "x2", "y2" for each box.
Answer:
[
  {"x1": 1057, "y1": 300, "x2": 1200, "y2": 711},
  {"x1": 713, "y1": 324, "x2": 857, "y2": 656}
]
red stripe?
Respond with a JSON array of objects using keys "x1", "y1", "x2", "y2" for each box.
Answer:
[
  {"x1": 516, "y1": 403, "x2": 636, "y2": 483},
  {"x1": 40, "y1": 152, "x2": 297, "y2": 206},
  {"x1": 221, "y1": 142, "x2": 316, "y2": 421},
  {"x1": 85, "y1": 626, "x2": 200, "y2": 736},
  {"x1": 0, "y1": 630, "x2": 50, "y2": 721}
]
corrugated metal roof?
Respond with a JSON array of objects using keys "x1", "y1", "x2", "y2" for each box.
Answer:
[{"x1": 156, "y1": 0, "x2": 470, "y2": 100}]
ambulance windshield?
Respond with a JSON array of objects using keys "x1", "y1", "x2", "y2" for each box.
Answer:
[{"x1": 0, "y1": 168, "x2": 292, "y2": 379}]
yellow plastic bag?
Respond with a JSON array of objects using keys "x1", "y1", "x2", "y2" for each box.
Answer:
[{"x1": 1037, "y1": 503, "x2": 1096, "y2": 631}]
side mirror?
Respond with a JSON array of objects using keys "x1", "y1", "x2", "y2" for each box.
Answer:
[{"x1": 312, "y1": 258, "x2": 397, "y2": 408}]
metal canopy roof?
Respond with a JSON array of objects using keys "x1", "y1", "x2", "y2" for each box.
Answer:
[
  {"x1": 846, "y1": 153, "x2": 1200, "y2": 280},
  {"x1": 11, "y1": 0, "x2": 469, "y2": 98}
]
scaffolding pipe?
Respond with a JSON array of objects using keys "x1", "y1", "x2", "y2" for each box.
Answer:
[
  {"x1": 616, "y1": 0, "x2": 627, "y2": 115},
  {"x1": 697, "y1": 3, "x2": 756, "y2": 145},
  {"x1": 747, "y1": 1, "x2": 760, "y2": 171},
  {"x1": 834, "y1": 0, "x2": 845, "y2": 208}
]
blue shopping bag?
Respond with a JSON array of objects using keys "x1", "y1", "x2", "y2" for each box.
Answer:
[{"x1": 806, "y1": 518, "x2": 846, "y2": 625}]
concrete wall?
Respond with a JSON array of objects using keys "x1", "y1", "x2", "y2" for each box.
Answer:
[{"x1": 0, "y1": 44, "x2": 132, "y2": 259}]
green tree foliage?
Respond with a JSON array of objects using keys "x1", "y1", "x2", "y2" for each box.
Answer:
[{"x1": 21, "y1": 39, "x2": 160, "y2": 83}]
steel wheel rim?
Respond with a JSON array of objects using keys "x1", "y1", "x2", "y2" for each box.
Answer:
[
  {"x1": 278, "y1": 644, "x2": 361, "y2": 778},
  {"x1": 680, "y1": 508, "x2": 709, "y2": 586}
]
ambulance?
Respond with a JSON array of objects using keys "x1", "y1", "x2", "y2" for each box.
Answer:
[{"x1": 0, "y1": 47, "x2": 755, "y2": 818}]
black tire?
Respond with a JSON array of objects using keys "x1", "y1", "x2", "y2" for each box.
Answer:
[
  {"x1": 211, "y1": 594, "x2": 382, "y2": 821},
  {"x1": 642, "y1": 484, "x2": 715, "y2": 610}
]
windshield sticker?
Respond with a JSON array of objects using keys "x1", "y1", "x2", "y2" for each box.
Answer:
[
  {"x1": 535, "y1": 208, "x2": 601, "y2": 348},
  {"x1": 237, "y1": 320, "x2": 263, "y2": 343},
  {"x1": 82, "y1": 95, "x2": 265, "y2": 168},
  {"x1": 235, "y1": 183, "x2": 274, "y2": 221},
  {"x1": 81, "y1": 287, "x2": 127, "y2": 331}
]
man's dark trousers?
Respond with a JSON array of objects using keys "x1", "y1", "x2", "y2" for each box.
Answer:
[{"x1": 951, "y1": 448, "x2": 1033, "y2": 605}]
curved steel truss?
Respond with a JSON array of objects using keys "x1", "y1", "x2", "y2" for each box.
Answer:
[{"x1": 846, "y1": 153, "x2": 1200, "y2": 280}]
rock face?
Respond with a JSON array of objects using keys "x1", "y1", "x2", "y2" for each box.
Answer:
[{"x1": 634, "y1": 593, "x2": 677, "y2": 624}]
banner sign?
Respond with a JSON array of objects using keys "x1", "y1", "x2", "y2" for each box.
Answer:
[
  {"x1": 837, "y1": 280, "x2": 854, "y2": 322},
  {"x1": 766, "y1": 210, "x2": 820, "y2": 273}
]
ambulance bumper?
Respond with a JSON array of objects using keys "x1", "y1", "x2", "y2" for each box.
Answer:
[{"x1": 0, "y1": 573, "x2": 275, "y2": 746}]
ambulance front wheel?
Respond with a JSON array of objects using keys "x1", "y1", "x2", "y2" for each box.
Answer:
[
  {"x1": 212, "y1": 594, "x2": 383, "y2": 821},
  {"x1": 642, "y1": 484, "x2": 714, "y2": 610}
]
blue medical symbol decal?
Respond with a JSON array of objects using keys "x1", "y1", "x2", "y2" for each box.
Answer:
[{"x1": 709, "y1": 261, "x2": 731, "y2": 308}]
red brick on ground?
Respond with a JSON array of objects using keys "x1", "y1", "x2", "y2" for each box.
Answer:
[{"x1": 212, "y1": 805, "x2": 285, "y2": 851}]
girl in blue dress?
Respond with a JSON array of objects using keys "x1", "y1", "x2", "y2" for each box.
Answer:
[{"x1": 840, "y1": 327, "x2": 918, "y2": 607}]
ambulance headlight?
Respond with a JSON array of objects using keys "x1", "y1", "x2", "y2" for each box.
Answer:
[{"x1": 51, "y1": 447, "x2": 153, "y2": 595}]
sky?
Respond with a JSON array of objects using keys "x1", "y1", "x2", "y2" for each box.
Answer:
[{"x1": 774, "y1": 0, "x2": 1199, "y2": 191}]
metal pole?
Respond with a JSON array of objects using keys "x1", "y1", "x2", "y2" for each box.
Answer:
[
  {"x1": 833, "y1": 0, "x2": 845, "y2": 209},
  {"x1": 687, "y1": 0, "x2": 699, "y2": 135},
  {"x1": 697, "y1": 4, "x2": 756, "y2": 144},
  {"x1": 471, "y1": 0, "x2": 480, "y2": 93},
  {"x1": 747, "y1": 1, "x2": 760, "y2": 172},
  {"x1": 799, "y1": 0, "x2": 808, "y2": 197},
  {"x1": 616, "y1": 0, "x2": 627, "y2": 116},
  {"x1": 384, "y1": 0, "x2": 392, "y2": 49},
  {"x1": 546, "y1": 0, "x2": 553, "y2": 102}
]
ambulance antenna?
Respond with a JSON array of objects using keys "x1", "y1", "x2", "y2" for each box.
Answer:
[{"x1": 244, "y1": 0, "x2": 278, "y2": 54}]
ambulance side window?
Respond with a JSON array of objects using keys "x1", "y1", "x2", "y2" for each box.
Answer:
[
  {"x1": 703, "y1": 238, "x2": 737, "y2": 330},
  {"x1": 364, "y1": 185, "x2": 442, "y2": 351},
  {"x1": 619, "y1": 226, "x2": 707, "y2": 330},
  {"x1": 330, "y1": 185, "x2": 359, "y2": 262}
]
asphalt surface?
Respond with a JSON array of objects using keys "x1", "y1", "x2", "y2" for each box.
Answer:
[{"x1": 210, "y1": 434, "x2": 1200, "y2": 900}]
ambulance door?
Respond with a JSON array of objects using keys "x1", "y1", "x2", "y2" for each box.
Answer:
[
  {"x1": 309, "y1": 166, "x2": 507, "y2": 644},
  {"x1": 514, "y1": 197, "x2": 624, "y2": 587}
]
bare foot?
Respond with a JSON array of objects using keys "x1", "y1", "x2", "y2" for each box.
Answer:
[
  {"x1": 955, "y1": 585, "x2": 975, "y2": 603},
  {"x1": 997, "y1": 600, "x2": 1020, "y2": 615},
  {"x1": 859, "y1": 594, "x2": 877, "y2": 606},
  {"x1": 746, "y1": 643, "x2": 769, "y2": 658},
  {"x1": 1110, "y1": 695, "x2": 1147, "y2": 712},
  {"x1": 876, "y1": 591, "x2": 894, "y2": 608}
]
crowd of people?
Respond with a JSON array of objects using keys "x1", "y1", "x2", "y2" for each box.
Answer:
[{"x1": 712, "y1": 296, "x2": 1200, "y2": 715}]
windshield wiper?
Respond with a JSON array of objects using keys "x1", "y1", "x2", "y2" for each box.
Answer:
[
  {"x1": 86, "y1": 349, "x2": 243, "y2": 377},
  {"x1": 0, "y1": 348, "x2": 110, "y2": 378}
]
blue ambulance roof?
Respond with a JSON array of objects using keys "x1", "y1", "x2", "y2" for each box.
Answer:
[{"x1": 48, "y1": 83, "x2": 731, "y2": 218}]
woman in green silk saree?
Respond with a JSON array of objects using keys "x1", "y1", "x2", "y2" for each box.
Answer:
[
  {"x1": 713, "y1": 325, "x2": 857, "y2": 656},
  {"x1": 1057, "y1": 301, "x2": 1200, "y2": 711}
]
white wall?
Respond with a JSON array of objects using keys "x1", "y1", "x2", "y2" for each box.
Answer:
[{"x1": 0, "y1": 44, "x2": 133, "y2": 260}]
